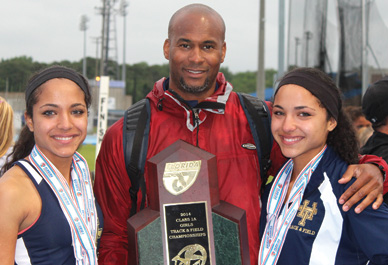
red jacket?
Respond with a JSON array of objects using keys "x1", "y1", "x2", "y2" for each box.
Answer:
[{"x1": 94, "y1": 73, "x2": 286, "y2": 265}]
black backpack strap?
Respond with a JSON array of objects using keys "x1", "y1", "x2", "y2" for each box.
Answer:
[
  {"x1": 123, "y1": 98, "x2": 151, "y2": 217},
  {"x1": 237, "y1": 92, "x2": 273, "y2": 185}
]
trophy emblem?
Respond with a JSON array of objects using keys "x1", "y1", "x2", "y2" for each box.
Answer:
[
  {"x1": 163, "y1": 161, "x2": 201, "y2": 195},
  {"x1": 172, "y1": 244, "x2": 207, "y2": 265}
]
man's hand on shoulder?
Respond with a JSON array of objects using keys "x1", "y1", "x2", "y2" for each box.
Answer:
[{"x1": 338, "y1": 163, "x2": 384, "y2": 213}]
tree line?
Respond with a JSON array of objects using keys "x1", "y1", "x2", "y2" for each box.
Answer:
[{"x1": 0, "y1": 56, "x2": 277, "y2": 103}]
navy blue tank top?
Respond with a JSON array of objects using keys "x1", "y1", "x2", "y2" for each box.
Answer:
[{"x1": 14, "y1": 160, "x2": 103, "y2": 264}]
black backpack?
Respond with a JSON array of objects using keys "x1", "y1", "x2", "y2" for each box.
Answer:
[{"x1": 123, "y1": 93, "x2": 272, "y2": 217}]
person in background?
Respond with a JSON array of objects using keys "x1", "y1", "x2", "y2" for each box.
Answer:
[
  {"x1": 357, "y1": 125, "x2": 374, "y2": 149},
  {"x1": 344, "y1": 105, "x2": 372, "y2": 148},
  {"x1": 361, "y1": 77, "x2": 388, "y2": 203},
  {"x1": 0, "y1": 66, "x2": 103, "y2": 264},
  {"x1": 0, "y1": 97, "x2": 14, "y2": 172},
  {"x1": 259, "y1": 67, "x2": 388, "y2": 265},
  {"x1": 94, "y1": 4, "x2": 387, "y2": 265},
  {"x1": 344, "y1": 105, "x2": 371, "y2": 133}
]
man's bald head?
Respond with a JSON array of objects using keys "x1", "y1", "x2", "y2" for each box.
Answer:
[{"x1": 168, "y1": 4, "x2": 226, "y2": 41}]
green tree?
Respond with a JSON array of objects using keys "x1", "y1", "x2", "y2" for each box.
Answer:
[
  {"x1": 229, "y1": 71, "x2": 257, "y2": 93},
  {"x1": 0, "y1": 56, "x2": 278, "y2": 101},
  {"x1": 0, "y1": 56, "x2": 47, "y2": 92},
  {"x1": 265, "y1": 68, "x2": 277, "y2": 88},
  {"x1": 219, "y1": 66, "x2": 233, "y2": 81},
  {"x1": 124, "y1": 62, "x2": 170, "y2": 103}
]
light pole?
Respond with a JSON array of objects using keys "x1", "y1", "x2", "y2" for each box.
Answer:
[
  {"x1": 361, "y1": 0, "x2": 370, "y2": 96},
  {"x1": 120, "y1": 0, "x2": 128, "y2": 82},
  {"x1": 295, "y1": 37, "x2": 300, "y2": 66},
  {"x1": 91, "y1": 37, "x2": 101, "y2": 79},
  {"x1": 304, "y1": 31, "x2": 313, "y2": 67},
  {"x1": 278, "y1": 0, "x2": 285, "y2": 78},
  {"x1": 80, "y1": 15, "x2": 89, "y2": 77},
  {"x1": 256, "y1": 0, "x2": 265, "y2": 99}
]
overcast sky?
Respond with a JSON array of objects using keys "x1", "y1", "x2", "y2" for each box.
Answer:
[{"x1": 1, "y1": 1, "x2": 387, "y2": 74}]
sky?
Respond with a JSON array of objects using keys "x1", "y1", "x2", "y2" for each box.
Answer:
[
  {"x1": 0, "y1": 0, "x2": 279, "y2": 73},
  {"x1": 1, "y1": 1, "x2": 388, "y2": 74}
]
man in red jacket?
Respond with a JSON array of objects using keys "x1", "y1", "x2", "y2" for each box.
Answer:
[{"x1": 94, "y1": 4, "x2": 386, "y2": 265}]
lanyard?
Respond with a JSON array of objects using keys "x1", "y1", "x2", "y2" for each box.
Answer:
[
  {"x1": 259, "y1": 145, "x2": 327, "y2": 265},
  {"x1": 29, "y1": 146, "x2": 97, "y2": 264}
]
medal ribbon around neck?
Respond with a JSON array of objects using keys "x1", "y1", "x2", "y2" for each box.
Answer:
[
  {"x1": 259, "y1": 145, "x2": 327, "y2": 265},
  {"x1": 29, "y1": 145, "x2": 97, "y2": 265}
]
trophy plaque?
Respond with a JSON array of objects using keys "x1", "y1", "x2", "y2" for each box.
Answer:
[{"x1": 127, "y1": 140, "x2": 250, "y2": 265}]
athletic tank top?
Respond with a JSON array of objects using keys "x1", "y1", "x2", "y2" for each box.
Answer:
[{"x1": 14, "y1": 160, "x2": 103, "y2": 265}]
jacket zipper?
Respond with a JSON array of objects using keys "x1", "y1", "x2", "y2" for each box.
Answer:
[{"x1": 193, "y1": 109, "x2": 200, "y2": 147}]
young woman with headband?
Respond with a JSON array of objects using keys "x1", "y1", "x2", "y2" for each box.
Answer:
[
  {"x1": 0, "y1": 65, "x2": 103, "y2": 264},
  {"x1": 259, "y1": 67, "x2": 388, "y2": 265}
]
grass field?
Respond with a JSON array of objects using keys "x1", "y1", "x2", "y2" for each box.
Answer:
[{"x1": 77, "y1": 144, "x2": 97, "y2": 172}]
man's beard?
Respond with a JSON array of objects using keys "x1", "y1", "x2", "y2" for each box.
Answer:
[{"x1": 179, "y1": 77, "x2": 210, "y2": 95}]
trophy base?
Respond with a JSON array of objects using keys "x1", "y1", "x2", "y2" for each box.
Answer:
[{"x1": 127, "y1": 201, "x2": 250, "y2": 265}]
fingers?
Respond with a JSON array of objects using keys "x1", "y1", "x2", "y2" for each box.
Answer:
[
  {"x1": 372, "y1": 194, "x2": 384, "y2": 210},
  {"x1": 338, "y1": 167, "x2": 368, "y2": 205},
  {"x1": 338, "y1": 165, "x2": 358, "y2": 184},
  {"x1": 341, "y1": 182, "x2": 380, "y2": 213},
  {"x1": 339, "y1": 163, "x2": 384, "y2": 213}
]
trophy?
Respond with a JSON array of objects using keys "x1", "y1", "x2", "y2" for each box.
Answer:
[{"x1": 127, "y1": 140, "x2": 250, "y2": 265}]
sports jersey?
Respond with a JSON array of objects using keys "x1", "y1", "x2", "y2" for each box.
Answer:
[{"x1": 14, "y1": 160, "x2": 103, "y2": 265}]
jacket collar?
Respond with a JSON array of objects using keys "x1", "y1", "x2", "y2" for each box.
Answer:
[
  {"x1": 150, "y1": 72, "x2": 232, "y2": 110},
  {"x1": 147, "y1": 72, "x2": 233, "y2": 132},
  {"x1": 303, "y1": 146, "x2": 342, "y2": 196}
]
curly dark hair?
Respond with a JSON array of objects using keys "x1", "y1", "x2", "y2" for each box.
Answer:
[
  {"x1": 276, "y1": 67, "x2": 359, "y2": 164},
  {"x1": 327, "y1": 109, "x2": 359, "y2": 164},
  {"x1": 2, "y1": 65, "x2": 91, "y2": 174}
]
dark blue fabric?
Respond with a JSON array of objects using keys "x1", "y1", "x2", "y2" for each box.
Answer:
[
  {"x1": 260, "y1": 146, "x2": 388, "y2": 264},
  {"x1": 15, "y1": 160, "x2": 75, "y2": 264},
  {"x1": 15, "y1": 160, "x2": 103, "y2": 265}
]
